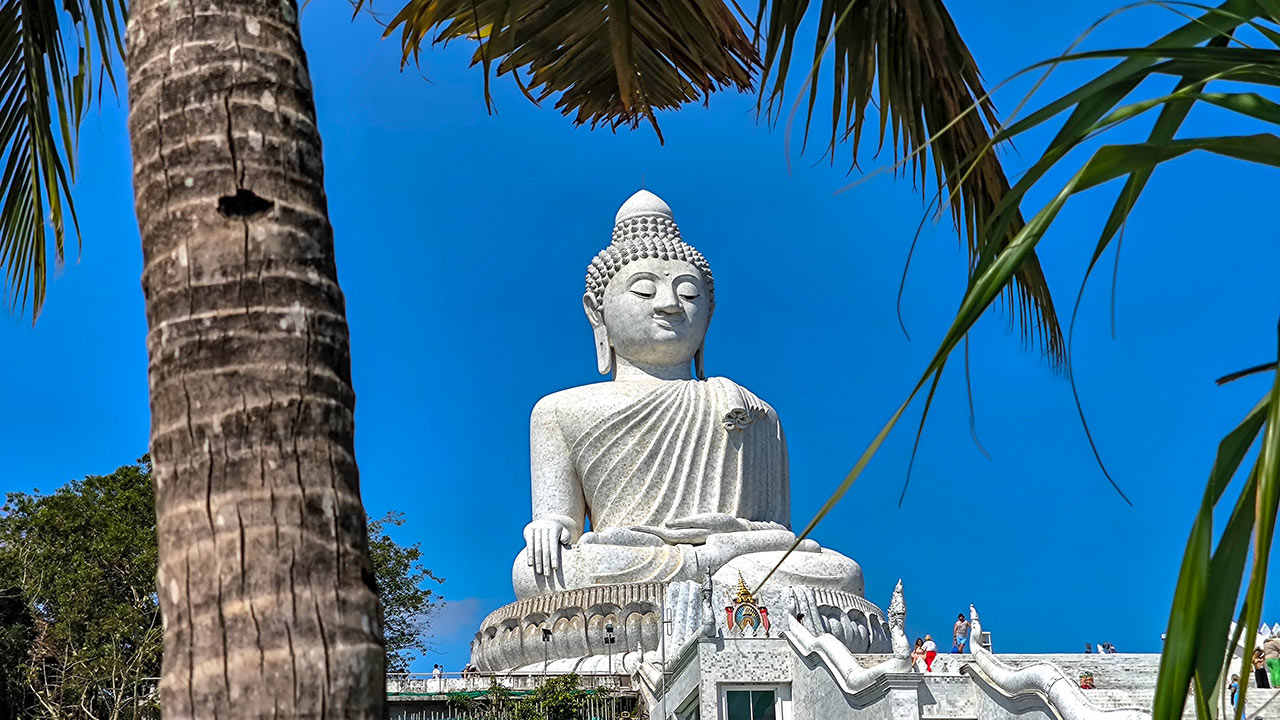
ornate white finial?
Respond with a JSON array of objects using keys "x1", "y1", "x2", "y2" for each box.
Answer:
[
  {"x1": 614, "y1": 189, "x2": 674, "y2": 224},
  {"x1": 889, "y1": 580, "x2": 908, "y2": 657}
]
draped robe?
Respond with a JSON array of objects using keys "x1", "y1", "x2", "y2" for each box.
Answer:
[
  {"x1": 569, "y1": 377, "x2": 789, "y2": 532},
  {"x1": 513, "y1": 377, "x2": 871, "y2": 599}
]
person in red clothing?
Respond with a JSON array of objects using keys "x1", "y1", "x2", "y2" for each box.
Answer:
[{"x1": 923, "y1": 634, "x2": 938, "y2": 672}]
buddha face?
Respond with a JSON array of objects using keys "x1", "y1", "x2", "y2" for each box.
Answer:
[{"x1": 587, "y1": 257, "x2": 711, "y2": 368}]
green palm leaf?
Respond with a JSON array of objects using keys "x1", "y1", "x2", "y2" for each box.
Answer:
[
  {"x1": 0, "y1": 0, "x2": 125, "y2": 320},
  {"x1": 753, "y1": 6, "x2": 1280, "y2": 720},
  {"x1": 758, "y1": 0, "x2": 1064, "y2": 365},
  {"x1": 1156, "y1": 397, "x2": 1267, "y2": 720}
]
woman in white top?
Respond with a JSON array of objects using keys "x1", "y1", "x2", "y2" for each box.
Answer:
[{"x1": 923, "y1": 635, "x2": 938, "y2": 672}]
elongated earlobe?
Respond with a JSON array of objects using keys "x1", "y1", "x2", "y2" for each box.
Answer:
[
  {"x1": 584, "y1": 292, "x2": 613, "y2": 376},
  {"x1": 594, "y1": 326, "x2": 614, "y2": 375},
  {"x1": 694, "y1": 343, "x2": 706, "y2": 380}
]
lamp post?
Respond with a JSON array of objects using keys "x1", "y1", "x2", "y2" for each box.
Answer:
[
  {"x1": 604, "y1": 623, "x2": 616, "y2": 681},
  {"x1": 661, "y1": 584, "x2": 673, "y2": 720},
  {"x1": 541, "y1": 626, "x2": 552, "y2": 682}
]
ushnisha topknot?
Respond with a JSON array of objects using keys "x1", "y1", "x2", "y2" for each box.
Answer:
[{"x1": 585, "y1": 190, "x2": 715, "y2": 313}]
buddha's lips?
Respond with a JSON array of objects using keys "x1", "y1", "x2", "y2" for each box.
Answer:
[{"x1": 652, "y1": 316, "x2": 681, "y2": 329}]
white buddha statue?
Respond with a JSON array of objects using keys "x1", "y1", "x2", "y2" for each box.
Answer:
[{"x1": 513, "y1": 190, "x2": 865, "y2": 601}]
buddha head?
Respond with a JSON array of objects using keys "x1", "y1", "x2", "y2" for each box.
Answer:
[{"x1": 584, "y1": 191, "x2": 715, "y2": 378}]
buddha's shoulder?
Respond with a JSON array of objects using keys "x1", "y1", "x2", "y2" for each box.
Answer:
[
  {"x1": 706, "y1": 376, "x2": 781, "y2": 420},
  {"x1": 532, "y1": 378, "x2": 781, "y2": 421},
  {"x1": 531, "y1": 383, "x2": 643, "y2": 420}
]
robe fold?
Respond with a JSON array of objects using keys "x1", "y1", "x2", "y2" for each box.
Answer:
[{"x1": 567, "y1": 377, "x2": 790, "y2": 531}]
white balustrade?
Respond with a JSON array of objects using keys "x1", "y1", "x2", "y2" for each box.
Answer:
[{"x1": 386, "y1": 671, "x2": 632, "y2": 696}]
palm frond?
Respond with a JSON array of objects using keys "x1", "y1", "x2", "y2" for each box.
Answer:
[
  {"x1": 371, "y1": 1, "x2": 1063, "y2": 361},
  {"x1": 0, "y1": 0, "x2": 125, "y2": 321},
  {"x1": 377, "y1": 0, "x2": 758, "y2": 139},
  {"x1": 756, "y1": 0, "x2": 1065, "y2": 366},
  {"x1": 757, "y1": 0, "x2": 1280, "y2": 588}
]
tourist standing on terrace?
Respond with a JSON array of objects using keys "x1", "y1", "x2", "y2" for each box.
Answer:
[
  {"x1": 923, "y1": 635, "x2": 938, "y2": 671},
  {"x1": 953, "y1": 613, "x2": 970, "y2": 653},
  {"x1": 1253, "y1": 648, "x2": 1269, "y2": 688}
]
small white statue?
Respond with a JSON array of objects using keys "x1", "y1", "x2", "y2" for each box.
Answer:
[
  {"x1": 969, "y1": 604, "x2": 983, "y2": 653},
  {"x1": 700, "y1": 572, "x2": 716, "y2": 638}
]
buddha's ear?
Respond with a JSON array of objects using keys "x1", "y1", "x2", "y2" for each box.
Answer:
[
  {"x1": 583, "y1": 293, "x2": 613, "y2": 376},
  {"x1": 694, "y1": 343, "x2": 706, "y2": 380},
  {"x1": 582, "y1": 292, "x2": 604, "y2": 327}
]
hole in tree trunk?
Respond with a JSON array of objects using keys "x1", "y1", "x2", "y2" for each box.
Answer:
[
  {"x1": 217, "y1": 188, "x2": 274, "y2": 218},
  {"x1": 362, "y1": 566, "x2": 379, "y2": 593}
]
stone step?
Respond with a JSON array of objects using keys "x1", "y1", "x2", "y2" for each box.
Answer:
[
  {"x1": 1077, "y1": 688, "x2": 1153, "y2": 709},
  {"x1": 994, "y1": 655, "x2": 1162, "y2": 690}
]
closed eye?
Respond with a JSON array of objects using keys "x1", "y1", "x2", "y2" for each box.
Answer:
[{"x1": 630, "y1": 279, "x2": 657, "y2": 298}]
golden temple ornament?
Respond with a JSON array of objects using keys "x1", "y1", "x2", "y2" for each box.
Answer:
[
  {"x1": 725, "y1": 572, "x2": 770, "y2": 636},
  {"x1": 731, "y1": 572, "x2": 757, "y2": 605}
]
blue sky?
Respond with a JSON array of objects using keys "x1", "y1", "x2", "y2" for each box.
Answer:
[{"x1": 2, "y1": 0, "x2": 1278, "y2": 673}]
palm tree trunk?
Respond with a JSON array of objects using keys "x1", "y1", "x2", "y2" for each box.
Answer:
[{"x1": 126, "y1": 1, "x2": 384, "y2": 717}]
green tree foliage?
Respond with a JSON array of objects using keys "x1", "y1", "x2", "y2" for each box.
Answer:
[
  {"x1": 0, "y1": 587, "x2": 34, "y2": 719},
  {"x1": 0, "y1": 457, "x2": 160, "y2": 719},
  {"x1": 367, "y1": 511, "x2": 444, "y2": 672},
  {"x1": 513, "y1": 674, "x2": 592, "y2": 720},
  {"x1": 437, "y1": 676, "x2": 602, "y2": 720},
  {"x1": 0, "y1": 459, "x2": 442, "y2": 717},
  {"x1": 484, "y1": 678, "x2": 515, "y2": 714}
]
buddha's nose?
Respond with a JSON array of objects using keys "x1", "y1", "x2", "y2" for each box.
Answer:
[
  {"x1": 655, "y1": 295, "x2": 681, "y2": 314},
  {"x1": 653, "y1": 286, "x2": 681, "y2": 313}
]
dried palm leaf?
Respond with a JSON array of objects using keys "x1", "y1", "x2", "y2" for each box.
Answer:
[{"x1": 377, "y1": 0, "x2": 758, "y2": 139}]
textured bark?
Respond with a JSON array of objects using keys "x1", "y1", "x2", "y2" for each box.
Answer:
[{"x1": 125, "y1": 1, "x2": 384, "y2": 717}]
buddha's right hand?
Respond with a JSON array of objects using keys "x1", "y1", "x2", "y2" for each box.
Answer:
[{"x1": 524, "y1": 519, "x2": 571, "y2": 577}]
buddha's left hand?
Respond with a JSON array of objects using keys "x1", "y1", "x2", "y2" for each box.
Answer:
[{"x1": 631, "y1": 513, "x2": 786, "y2": 545}]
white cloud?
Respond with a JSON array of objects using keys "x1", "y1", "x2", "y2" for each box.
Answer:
[{"x1": 412, "y1": 596, "x2": 503, "y2": 673}]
